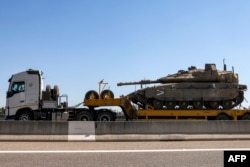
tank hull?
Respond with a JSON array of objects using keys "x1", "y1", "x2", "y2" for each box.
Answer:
[{"x1": 127, "y1": 82, "x2": 246, "y2": 109}]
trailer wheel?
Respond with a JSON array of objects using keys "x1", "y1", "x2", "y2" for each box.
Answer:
[
  {"x1": 76, "y1": 111, "x2": 93, "y2": 121},
  {"x1": 97, "y1": 111, "x2": 114, "y2": 121},
  {"x1": 216, "y1": 113, "x2": 230, "y2": 120},
  {"x1": 85, "y1": 90, "x2": 99, "y2": 100},
  {"x1": 241, "y1": 113, "x2": 250, "y2": 120},
  {"x1": 101, "y1": 90, "x2": 114, "y2": 99}
]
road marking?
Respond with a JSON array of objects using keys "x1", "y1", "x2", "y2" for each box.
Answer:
[{"x1": 1, "y1": 148, "x2": 250, "y2": 154}]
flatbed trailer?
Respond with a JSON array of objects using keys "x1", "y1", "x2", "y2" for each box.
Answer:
[{"x1": 84, "y1": 98, "x2": 250, "y2": 121}]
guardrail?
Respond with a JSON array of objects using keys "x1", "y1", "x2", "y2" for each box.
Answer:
[{"x1": 0, "y1": 121, "x2": 250, "y2": 141}]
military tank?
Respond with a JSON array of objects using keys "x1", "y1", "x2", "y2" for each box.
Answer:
[{"x1": 117, "y1": 63, "x2": 247, "y2": 110}]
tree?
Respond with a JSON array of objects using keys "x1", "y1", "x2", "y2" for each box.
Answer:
[{"x1": 0, "y1": 107, "x2": 5, "y2": 114}]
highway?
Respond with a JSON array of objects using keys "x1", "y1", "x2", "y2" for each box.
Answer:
[{"x1": 1, "y1": 140, "x2": 250, "y2": 167}]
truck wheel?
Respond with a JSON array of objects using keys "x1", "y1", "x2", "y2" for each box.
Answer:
[
  {"x1": 97, "y1": 111, "x2": 114, "y2": 121},
  {"x1": 76, "y1": 111, "x2": 93, "y2": 121},
  {"x1": 16, "y1": 110, "x2": 34, "y2": 121},
  {"x1": 241, "y1": 113, "x2": 250, "y2": 120},
  {"x1": 85, "y1": 90, "x2": 99, "y2": 100},
  {"x1": 101, "y1": 90, "x2": 114, "y2": 99},
  {"x1": 216, "y1": 113, "x2": 230, "y2": 120}
]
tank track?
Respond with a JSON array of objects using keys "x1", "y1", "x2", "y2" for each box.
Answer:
[{"x1": 130, "y1": 92, "x2": 244, "y2": 110}]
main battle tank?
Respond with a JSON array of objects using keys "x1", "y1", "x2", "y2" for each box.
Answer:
[{"x1": 117, "y1": 64, "x2": 247, "y2": 110}]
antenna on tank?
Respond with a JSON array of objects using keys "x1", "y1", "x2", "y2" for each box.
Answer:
[{"x1": 223, "y1": 59, "x2": 227, "y2": 71}]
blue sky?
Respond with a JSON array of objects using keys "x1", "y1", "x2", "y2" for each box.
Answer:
[{"x1": 0, "y1": 0, "x2": 249, "y2": 108}]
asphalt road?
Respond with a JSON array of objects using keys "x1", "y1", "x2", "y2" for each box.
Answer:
[{"x1": 1, "y1": 140, "x2": 250, "y2": 167}]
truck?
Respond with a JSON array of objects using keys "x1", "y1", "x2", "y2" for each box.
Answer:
[
  {"x1": 4, "y1": 69, "x2": 250, "y2": 121},
  {"x1": 5, "y1": 69, "x2": 123, "y2": 121}
]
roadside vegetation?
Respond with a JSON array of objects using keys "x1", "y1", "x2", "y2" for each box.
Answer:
[{"x1": 0, "y1": 107, "x2": 5, "y2": 115}]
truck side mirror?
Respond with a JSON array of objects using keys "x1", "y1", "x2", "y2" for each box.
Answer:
[{"x1": 6, "y1": 91, "x2": 14, "y2": 98}]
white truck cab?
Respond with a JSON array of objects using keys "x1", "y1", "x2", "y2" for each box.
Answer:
[{"x1": 6, "y1": 69, "x2": 43, "y2": 120}]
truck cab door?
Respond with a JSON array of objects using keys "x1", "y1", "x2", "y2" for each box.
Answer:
[{"x1": 6, "y1": 82, "x2": 26, "y2": 117}]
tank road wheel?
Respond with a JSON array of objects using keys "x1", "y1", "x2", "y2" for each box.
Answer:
[
  {"x1": 216, "y1": 113, "x2": 230, "y2": 120},
  {"x1": 209, "y1": 101, "x2": 220, "y2": 109},
  {"x1": 179, "y1": 101, "x2": 189, "y2": 109},
  {"x1": 193, "y1": 101, "x2": 203, "y2": 109},
  {"x1": 204, "y1": 102, "x2": 210, "y2": 109},
  {"x1": 97, "y1": 111, "x2": 114, "y2": 121},
  {"x1": 166, "y1": 101, "x2": 176, "y2": 109},
  {"x1": 85, "y1": 90, "x2": 99, "y2": 100},
  {"x1": 101, "y1": 90, "x2": 114, "y2": 99},
  {"x1": 76, "y1": 111, "x2": 93, "y2": 121},
  {"x1": 222, "y1": 100, "x2": 233, "y2": 109},
  {"x1": 241, "y1": 113, "x2": 250, "y2": 120},
  {"x1": 153, "y1": 99, "x2": 164, "y2": 110}
]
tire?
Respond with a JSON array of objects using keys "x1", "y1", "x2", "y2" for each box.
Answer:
[
  {"x1": 76, "y1": 111, "x2": 93, "y2": 121},
  {"x1": 52, "y1": 85, "x2": 59, "y2": 100},
  {"x1": 16, "y1": 110, "x2": 34, "y2": 121},
  {"x1": 97, "y1": 111, "x2": 114, "y2": 121},
  {"x1": 216, "y1": 114, "x2": 230, "y2": 120},
  {"x1": 46, "y1": 85, "x2": 51, "y2": 93},
  {"x1": 100, "y1": 90, "x2": 114, "y2": 99},
  {"x1": 241, "y1": 113, "x2": 250, "y2": 120},
  {"x1": 85, "y1": 90, "x2": 99, "y2": 100}
]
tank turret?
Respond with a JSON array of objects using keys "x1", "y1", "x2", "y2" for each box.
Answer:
[
  {"x1": 118, "y1": 64, "x2": 239, "y2": 87},
  {"x1": 157, "y1": 64, "x2": 239, "y2": 83},
  {"x1": 117, "y1": 63, "x2": 247, "y2": 110}
]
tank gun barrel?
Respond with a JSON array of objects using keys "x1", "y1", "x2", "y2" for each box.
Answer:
[{"x1": 117, "y1": 80, "x2": 159, "y2": 86}]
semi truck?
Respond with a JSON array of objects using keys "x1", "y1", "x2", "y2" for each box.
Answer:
[
  {"x1": 5, "y1": 69, "x2": 121, "y2": 121},
  {"x1": 4, "y1": 69, "x2": 250, "y2": 121}
]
